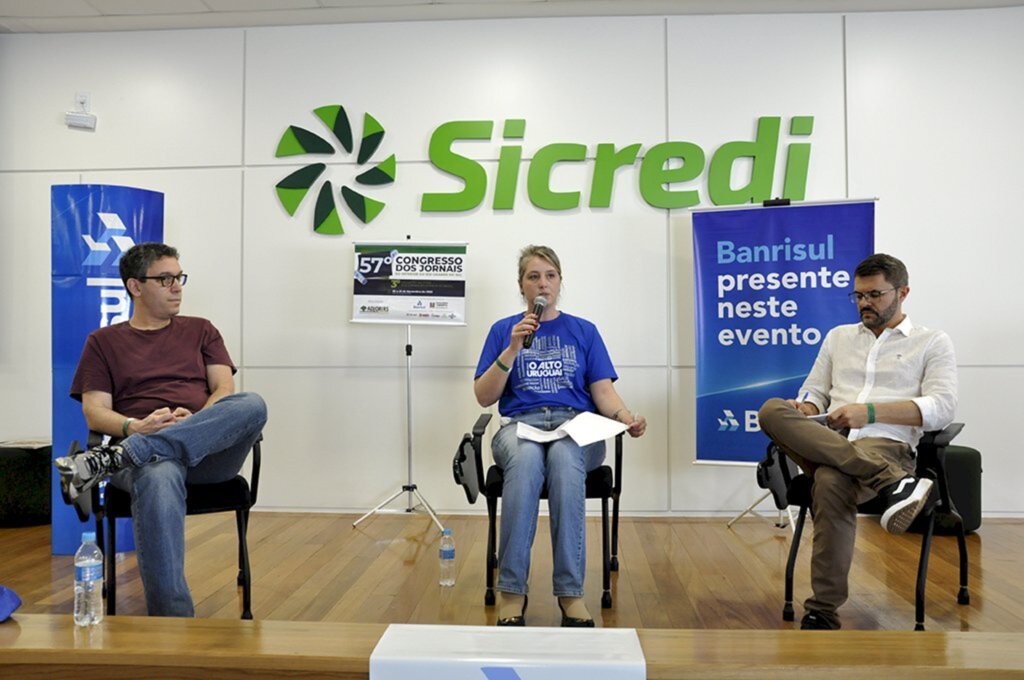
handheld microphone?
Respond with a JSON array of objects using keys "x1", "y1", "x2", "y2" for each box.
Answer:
[{"x1": 523, "y1": 296, "x2": 547, "y2": 349}]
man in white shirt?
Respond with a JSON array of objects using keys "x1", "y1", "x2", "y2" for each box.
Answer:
[{"x1": 758, "y1": 253, "x2": 957, "y2": 630}]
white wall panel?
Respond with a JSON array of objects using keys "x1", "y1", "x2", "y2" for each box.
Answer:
[
  {"x1": 954, "y1": 367, "x2": 1017, "y2": 515},
  {"x1": 0, "y1": 173, "x2": 76, "y2": 440},
  {"x1": 243, "y1": 161, "x2": 667, "y2": 368},
  {"x1": 80, "y1": 169, "x2": 244, "y2": 363},
  {"x1": 846, "y1": 8, "x2": 1024, "y2": 366},
  {"x1": 243, "y1": 367, "x2": 408, "y2": 510},
  {"x1": 0, "y1": 29, "x2": 243, "y2": 171},
  {"x1": 244, "y1": 17, "x2": 666, "y2": 165}
]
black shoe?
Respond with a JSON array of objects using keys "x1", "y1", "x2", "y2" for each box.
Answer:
[
  {"x1": 879, "y1": 476, "x2": 934, "y2": 535},
  {"x1": 55, "y1": 441, "x2": 128, "y2": 509},
  {"x1": 496, "y1": 594, "x2": 528, "y2": 627},
  {"x1": 558, "y1": 599, "x2": 595, "y2": 628},
  {"x1": 800, "y1": 610, "x2": 839, "y2": 630}
]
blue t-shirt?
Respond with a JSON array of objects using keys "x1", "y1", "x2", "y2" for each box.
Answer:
[{"x1": 474, "y1": 311, "x2": 617, "y2": 416}]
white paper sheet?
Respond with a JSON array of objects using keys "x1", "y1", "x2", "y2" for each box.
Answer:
[{"x1": 516, "y1": 411, "x2": 628, "y2": 447}]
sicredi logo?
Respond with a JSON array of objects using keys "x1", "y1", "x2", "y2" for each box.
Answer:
[
  {"x1": 275, "y1": 109, "x2": 813, "y2": 235},
  {"x1": 275, "y1": 105, "x2": 396, "y2": 235}
]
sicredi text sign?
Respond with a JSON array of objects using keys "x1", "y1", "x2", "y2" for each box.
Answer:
[{"x1": 276, "y1": 110, "x2": 815, "y2": 234}]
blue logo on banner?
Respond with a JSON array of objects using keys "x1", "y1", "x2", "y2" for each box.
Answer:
[
  {"x1": 50, "y1": 184, "x2": 164, "y2": 554},
  {"x1": 81, "y1": 213, "x2": 135, "y2": 267},
  {"x1": 692, "y1": 202, "x2": 874, "y2": 463},
  {"x1": 482, "y1": 668, "x2": 523, "y2": 680}
]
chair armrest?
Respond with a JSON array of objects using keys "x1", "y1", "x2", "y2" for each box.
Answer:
[
  {"x1": 920, "y1": 422, "x2": 964, "y2": 450},
  {"x1": 472, "y1": 413, "x2": 492, "y2": 438}
]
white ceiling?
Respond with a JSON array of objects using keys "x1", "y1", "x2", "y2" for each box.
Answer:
[{"x1": 0, "y1": 0, "x2": 1020, "y2": 33}]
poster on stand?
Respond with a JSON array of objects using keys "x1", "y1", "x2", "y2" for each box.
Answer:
[
  {"x1": 352, "y1": 242, "x2": 467, "y2": 325},
  {"x1": 692, "y1": 200, "x2": 874, "y2": 463}
]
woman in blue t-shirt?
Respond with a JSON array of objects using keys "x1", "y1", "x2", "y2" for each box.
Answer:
[{"x1": 474, "y1": 245, "x2": 647, "y2": 627}]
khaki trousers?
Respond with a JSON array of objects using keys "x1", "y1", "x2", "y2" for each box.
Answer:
[{"x1": 758, "y1": 398, "x2": 915, "y2": 626}]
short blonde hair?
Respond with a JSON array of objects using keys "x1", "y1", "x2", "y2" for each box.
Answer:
[{"x1": 517, "y1": 245, "x2": 562, "y2": 283}]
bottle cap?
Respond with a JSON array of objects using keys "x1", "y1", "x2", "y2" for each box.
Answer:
[
  {"x1": 442, "y1": 528, "x2": 452, "y2": 536},
  {"x1": 82, "y1": 531, "x2": 96, "y2": 542}
]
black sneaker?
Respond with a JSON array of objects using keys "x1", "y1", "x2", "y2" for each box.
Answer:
[
  {"x1": 55, "y1": 440, "x2": 128, "y2": 507},
  {"x1": 879, "y1": 476, "x2": 934, "y2": 535},
  {"x1": 800, "y1": 610, "x2": 839, "y2": 630}
]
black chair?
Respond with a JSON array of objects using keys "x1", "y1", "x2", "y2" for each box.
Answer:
[
  {"x1": 761, "y1": 423, "x2": 969, "y2": 630},
  {"x1": 84, "y1": 431, "x2": 262, "y2": 619},
  {"x1": 453, "y1": 413, "x2": 623, "y2": 609}
]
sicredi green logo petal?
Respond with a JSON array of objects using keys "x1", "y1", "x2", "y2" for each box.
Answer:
[{"x1": 275, "y1": 105, "x2": 395, "y2": 235}]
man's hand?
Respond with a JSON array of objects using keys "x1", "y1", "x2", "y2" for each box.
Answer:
[
  {"x1": 827, "y1": 403, "x2": 870, "y2": 430},
  {"x1": 132, "y1": 408, "x2": 179, "y2": 435},
  {"x1": 172, "y1": 407, "x2": 193, "y2": 421},
  {"x1": 783, "y1": 399, "x2": 820, "y2": 417}
]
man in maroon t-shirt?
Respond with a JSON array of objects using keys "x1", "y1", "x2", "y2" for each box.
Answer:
[{"x1": 56, "y1": 242, "x2": 267, "y2": 617}]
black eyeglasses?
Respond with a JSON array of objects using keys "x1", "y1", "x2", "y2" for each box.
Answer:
[
  {"x1": 137, "y1": 273, "x2": 188, "y2": 288},
  {"x1": 848, "y1": 287, "x2": 895, "y2": 303}
]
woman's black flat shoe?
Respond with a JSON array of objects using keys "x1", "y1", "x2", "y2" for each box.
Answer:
[
  {"x1": 496, "y1": 594, "x2": 528, "y2": 627},
  {"x1": 558, "y1": 600, "x2": 595, "y2": 627}
]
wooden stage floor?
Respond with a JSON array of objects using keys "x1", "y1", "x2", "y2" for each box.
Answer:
[
  {"x1": 3, "y1": 513, "x2": 1024, "y2": 676},
  {"x1": 2, "y1": 513, "x2": 1022, "y2": 631}
]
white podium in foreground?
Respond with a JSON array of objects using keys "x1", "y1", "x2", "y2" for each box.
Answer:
[{"x1": 369, "y1": 624, "x2": 646, "y2": 680}]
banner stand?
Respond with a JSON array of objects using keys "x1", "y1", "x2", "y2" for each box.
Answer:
[
  {"x1": 352, "y1": 324, "x2": 445, "y2": 533},
  {"x1": 726, "y1": 493, "x2": 794, "y2": 532}
]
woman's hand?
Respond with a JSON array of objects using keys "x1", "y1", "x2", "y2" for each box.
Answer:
[
  {"x1": 625, "y1": 414, "x2": 646, "y2": 438},
  {"x1": 508, "y1": 312, "x2": 540, "y2": 351}
]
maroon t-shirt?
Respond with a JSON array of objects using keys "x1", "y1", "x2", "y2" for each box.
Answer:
[{"x1": 70, "y1": 316, "x2": 236, "y2": 419}]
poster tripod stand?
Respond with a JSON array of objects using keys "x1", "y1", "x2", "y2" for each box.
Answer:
[
  {"x1": 353, "y1": 325, "x2": 445, "y2": 533},
  {"x1": 727, "y1": 491, "x2": 795, "y2": 532}
]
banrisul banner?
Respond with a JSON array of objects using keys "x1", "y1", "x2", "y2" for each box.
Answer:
[
  {"x1": 51, "y1": 184, "x2": 164, "y2": 554},
  {"x1": 352, "y1": 242, "x2": 467, "y2": 325},
  {"x1": 692, "y1": 201, "x2": 874, "y2": 463}
]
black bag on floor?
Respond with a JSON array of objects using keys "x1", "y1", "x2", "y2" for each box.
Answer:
[
  {"x1": 940, "y1": 445, "x2": 982, "y2": 534},
  {"x1": 910, "y1": 444, "x2": 982, "y2": 535}
]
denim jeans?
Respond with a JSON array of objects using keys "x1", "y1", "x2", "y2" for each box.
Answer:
[
  {"x1": 491, "y1": 407, "x2": 605, "y2": 598},
  {"x1": 110, "y1": 392, "x2": 268, "y2": 617}
]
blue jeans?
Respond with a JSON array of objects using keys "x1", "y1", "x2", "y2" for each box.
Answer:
[
  {"x1": 110, "y1": 392, "x2": 267, "y2": 617},
  {"x1": 491, "y1": 407, "x2": 605, "y2": 598}
]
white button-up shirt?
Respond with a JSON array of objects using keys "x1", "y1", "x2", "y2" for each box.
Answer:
[{"x1": 799, "y1": 316, "x2": 958, "y2": 450}]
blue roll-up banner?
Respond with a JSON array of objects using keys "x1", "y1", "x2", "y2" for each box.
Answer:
[
  {"x1": 692, "y1": 200, "x2": 874, "y2": 463},
  {"x1": 51, "y1": 184, "x2": 164, "y2": 554}
]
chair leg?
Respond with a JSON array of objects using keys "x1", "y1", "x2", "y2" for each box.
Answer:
[
  {"x1": 783, "y1": 506, "x2": 807, "y2": 622},
  {"x1": 236, "y1": 509, "x2": 253, "y2": 620},
  {"x1": 610, "y1": 491, "x2": 620, "y2": 572},
  {"x1": 915, "y1": 512, "x2": 935, "y2": 631},
  {"x1": 955, "y1": 514, "x2": 970, "y2": 605},
  {"x1": 485, "y1": 496, "x2": 497, "y2": 607},
  {"x1": 601, "y1": 496, "x2": 612, "y2": 609},
  {"x1": 106, "y1": 516, "x2": 117, "y2": 616}
]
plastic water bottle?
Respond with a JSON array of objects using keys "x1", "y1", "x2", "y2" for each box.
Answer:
[
  {"x1": 74, "y1": 531, "x2": 104, "y2": 627},
  {"x1": 439, "y1": 528, "x2": 456, "y2": 587}
]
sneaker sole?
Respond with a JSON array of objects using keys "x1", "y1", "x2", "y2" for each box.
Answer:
[
  {"x1": 55, "y1": 441, "x2": 97, "y2": 522},
  {"x1": 880, "y1": 478, "x2": 934, "y2": 535}
]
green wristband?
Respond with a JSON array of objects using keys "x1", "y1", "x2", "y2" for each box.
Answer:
[
  {"x1": 866, "y1": 403, "x2": 875, "y2": 424},
  {"x1": 495, "y1": 358, "x2": 511, "y2": 373},
  {"x1": 122, "y1": 418, "x2": 134, "y2": 437}
]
